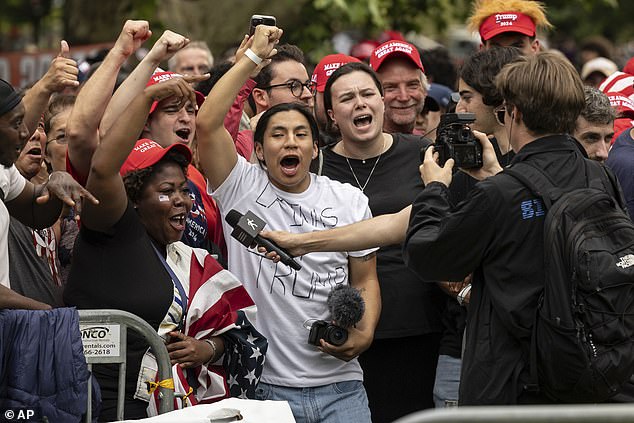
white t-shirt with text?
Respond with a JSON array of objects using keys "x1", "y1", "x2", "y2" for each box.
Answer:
[{"x1": 212, "y1": 156, "x2": 376, "y2": 387}]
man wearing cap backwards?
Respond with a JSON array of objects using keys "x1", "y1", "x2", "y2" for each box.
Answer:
[
  {"x1": 0, "y1": 78, "x2": 96, "y2": 310},
  {"x1": 468, "y1": 0, "x2": 552, "y2": 55},
  {"x1": 369, "y1": 40, "x2": 429, "y2": 134}
]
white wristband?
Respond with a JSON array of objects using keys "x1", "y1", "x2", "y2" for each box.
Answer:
[
  {"x1": 244, "y1": 48, "x2": 263, "y2": 65},
  {"x1": 457, "y1": 284, "x2": 472, "y2": 306}
]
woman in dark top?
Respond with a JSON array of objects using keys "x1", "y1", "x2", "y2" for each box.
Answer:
[
  {"x1": 64, "y1": 74, "x2": 264, "y2": 420},
  {"x1": 320, "y1": 62, "x2": 445, "y2": 422}
]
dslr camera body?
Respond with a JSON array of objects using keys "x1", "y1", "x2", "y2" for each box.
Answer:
[
  {"x1": 308, "y1": 320, "x2": 348, "y2": 346},
  {"x1": 433, "y1": 113, "x2": 482, "y2": 169}
]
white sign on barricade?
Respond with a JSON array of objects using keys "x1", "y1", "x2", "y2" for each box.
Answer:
[{"x1": 79, "y1": 324, "x2": 121, "y2": 358}]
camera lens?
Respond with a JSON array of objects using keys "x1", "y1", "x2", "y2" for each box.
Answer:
[{"x1": 326, "y1": 326, "x2": 348, "y2": 346}]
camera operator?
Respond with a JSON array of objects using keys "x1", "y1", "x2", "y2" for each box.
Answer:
[{"x1": 403, "y1": 52, "x2": 608, "y2": 405}]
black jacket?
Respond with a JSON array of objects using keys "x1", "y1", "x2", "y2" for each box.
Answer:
[{"x1": 403, "y1": 134, "x2": 617, "y2": 405}]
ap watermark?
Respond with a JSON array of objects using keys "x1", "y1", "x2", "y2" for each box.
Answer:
[{"x1": 1, "y1": 408, "x2": 41, "y2": 422}]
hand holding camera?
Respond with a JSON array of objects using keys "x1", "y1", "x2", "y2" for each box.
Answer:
[
  {"x1": 308, "y1": 285, "x2": 368, "y2": 361},
  {"x1": 433, "y1": 113, "x2": 483, "y2": 169},
  {"x1": 460, "y1": 130, "x2": 504, "y2": 181}
]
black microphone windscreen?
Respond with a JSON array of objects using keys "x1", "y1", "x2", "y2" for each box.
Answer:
[
  {"x1": 225, "y1": 209, "x2": 243, "y2": 227},
  {"x1": 327, "y1": 285, "x2": 365, "y2": 328}
]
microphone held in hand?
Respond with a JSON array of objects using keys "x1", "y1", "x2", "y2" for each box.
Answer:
[
  {"x1": 328, "y1": 284, "x2": 365, "y2": 328},
  {"x1": 225, "y1": 209, "x2": 301, "y2": 271}
]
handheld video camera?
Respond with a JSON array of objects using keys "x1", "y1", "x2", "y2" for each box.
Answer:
[
  {"x1": 432, "y1": 113, "x2": 482, "y2": 169},
  {"x1": 308, "y1": 320, "x2": 348, "y2": 346}
]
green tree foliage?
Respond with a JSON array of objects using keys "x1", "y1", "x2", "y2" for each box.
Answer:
[{"x1": 282, "y1": 0, "x2": 471, "y2": 63}]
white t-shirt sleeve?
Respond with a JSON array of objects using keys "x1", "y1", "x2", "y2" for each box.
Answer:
[
  {"x1": 209, "y1": 156, "x2": 261, "y2": 214},
  {"x1": 0, "y1": 165, "x2": 27, "y2": 203}
]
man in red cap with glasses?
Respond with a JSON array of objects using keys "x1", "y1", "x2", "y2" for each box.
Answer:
[{"x1": 467, "y1": 0, "x2": 551, "y2": 56}]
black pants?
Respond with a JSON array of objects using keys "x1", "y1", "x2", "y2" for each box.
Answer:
[{"x1": 359, "y1": 333, "x2": 441, "y2": 423}]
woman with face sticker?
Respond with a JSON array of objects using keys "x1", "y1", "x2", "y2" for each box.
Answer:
[{"x1": 63, "y1": 71, "x2": 265, "y2": 421}]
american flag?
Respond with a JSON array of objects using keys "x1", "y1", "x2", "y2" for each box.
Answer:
[{"x1": 145, "y1": 243, "x2": 267, "y2": 415}]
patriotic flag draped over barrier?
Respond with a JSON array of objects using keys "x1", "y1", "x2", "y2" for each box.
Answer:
[{"x1": 141, "y1": 242, "x2": 267, "y2": 416}]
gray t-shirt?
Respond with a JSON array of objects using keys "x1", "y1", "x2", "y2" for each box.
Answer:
[{"x1": 8, "y1": 216, "x2": 63, "y2": 307}]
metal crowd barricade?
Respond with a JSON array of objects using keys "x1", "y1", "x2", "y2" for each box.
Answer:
[
  {"x1": 393, "y1": 403, "x2": 634, "y2": 423},
  {"x1": 78, "y1": 309, "x2": 174, "y2": 421}
]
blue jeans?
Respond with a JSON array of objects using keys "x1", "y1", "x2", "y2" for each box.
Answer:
[
  {"x1": 433, "y1": 354, "x2": 461, "y2": 408},
  {"x1": 255, "y1": 381, "x2": 371, "y2": 423}
]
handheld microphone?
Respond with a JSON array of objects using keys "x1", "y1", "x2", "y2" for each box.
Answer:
[
  {"x1": 307, "y1": 285, "x2": 365, "y2": 346},
  {"x1": 327, "y1": 284, "x2": 365, "y2": 328},
  {"x1": 225, "y1": 209, "x2": 302, "y2": 271}
]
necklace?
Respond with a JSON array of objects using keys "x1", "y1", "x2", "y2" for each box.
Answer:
[{"x1": 343, "y1": 138, "x2": 386, "y2": 193}]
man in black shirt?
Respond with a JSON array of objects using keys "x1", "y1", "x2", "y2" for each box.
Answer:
[{"x1": 404, "y1": 52, "x2": 599, "y2": 404}]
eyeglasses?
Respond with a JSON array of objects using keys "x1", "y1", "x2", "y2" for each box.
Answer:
[
  {"x1": 46, "y1": 133, "x2": 67, "y2": 145},
  {"x1": 263, "y1": 79, "x2": 316, "y2": 98},
  {"x1": 494, "y1": 104, "x2": 507, "y2": 126}
]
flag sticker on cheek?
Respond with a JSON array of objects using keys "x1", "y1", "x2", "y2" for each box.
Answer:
[{"x1": 158, "y1": 194, "x2": 170, "y2": 202}]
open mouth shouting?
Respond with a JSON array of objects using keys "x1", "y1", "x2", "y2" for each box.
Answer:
[
  {"x1": 280, "y1": 154, "x2": 301, "y2": 177},
  {"x1": 175, "y1": 128, "x2": 192, "y2": 143},
  {"x1": 353, "y1": 114, "x2": 373, "y2": 129},
  {"x1": 169, "y1": 212, "x2": 187, "y2": 232},
  {"x1": 26, "y1": 146, "x2": 42, "y2": 160}
]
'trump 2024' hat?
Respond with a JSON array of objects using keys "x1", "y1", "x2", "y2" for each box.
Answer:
[{"x1": 479, "y1": 12, "x2": 536, "y2": 41}]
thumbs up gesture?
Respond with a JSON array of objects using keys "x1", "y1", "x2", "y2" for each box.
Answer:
[{"x1": 41, "y1": 40, "x2": 80, "y2": 94}]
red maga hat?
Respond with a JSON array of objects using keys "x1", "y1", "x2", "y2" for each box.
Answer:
[
  {"x1": 311, "y1": 54, "x2": 361, "y2": 93},
  {"x1": 369, "y1": 40, "x2": 424, "y2": 72},
  {"x1": 120, "y1": 139, "x2": 192, "y2": 177},
  {"x1": 146, "y1": 71, "x2": 205, "y2": 114}
]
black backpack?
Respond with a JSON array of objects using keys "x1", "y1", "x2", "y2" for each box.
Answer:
[{"x1": 504, "y1": 160, "x2": 634, "y2": 403}]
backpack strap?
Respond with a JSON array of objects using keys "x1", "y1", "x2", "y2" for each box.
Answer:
[{"x1": 585, "y1": 160, "x2": 628, "y2": 212}]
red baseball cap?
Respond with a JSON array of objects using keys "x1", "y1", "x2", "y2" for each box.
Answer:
[
  {"x1": 120, "y1": 139, "x2": 192, "y2": 177},
  {"x1": 607, "y1": 92, "x2": 634, "y2": 118},
  {"x1": 146, "y1": 71, "x2": 205, "y2": 114},
  {"x1": 369, "y1": 40, "x2": 424, "y2": 73},
  {"x1": 479, "y1": 12, "x2": 536, "y2": 41},
  {"x1": 311, "y1": 54, "x2": 361, "y2": 93},
  {"x1": 350, "y1": 40, "x2": 380, "y2": 61}
]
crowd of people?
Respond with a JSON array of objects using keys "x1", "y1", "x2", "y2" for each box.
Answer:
[{"x1": 2, "y1": 0, "x2": 634, "y2": 421}]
